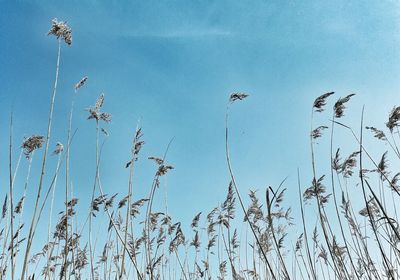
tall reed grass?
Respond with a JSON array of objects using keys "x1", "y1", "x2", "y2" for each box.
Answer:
[{"x1": 0, "y1": 19, "x2": 399, "y2": 280}]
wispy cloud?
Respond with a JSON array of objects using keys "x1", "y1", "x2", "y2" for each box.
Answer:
[{"x1": 121, "y1": 28, "x2": 233, "y2": 39}]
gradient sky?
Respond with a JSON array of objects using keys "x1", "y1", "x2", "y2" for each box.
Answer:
[{"x1": 0, "y1": 0, "x2": 400, "y2": 262}]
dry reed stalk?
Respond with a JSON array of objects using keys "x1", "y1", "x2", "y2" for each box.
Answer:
[
  {"x1": 297, "y1": 169, "x2": 317, "y2": 280},
  {"x1": 8, "y1": 112, "x2": 15, "y2": 280},
  {"x1": 21, "y1": 18, "x2": 72, "y2": 279},
  {"x1": 329, "y1": 94, "x2": 360, "y2": 279},
  {"x1": 44, "y1": 150, "x2": 62, "y2": 280},
  {"x1": 225, "y1": 93, "x2": 277, "y2": 280},
  {"x1": 61, "y1": 76, "x2": 87, "y2": 279},
  {"x1": 144, "y1": 139, "x2": 173, "y2": 279},
  {"x1": 358, "y1": 108, "x2": 395, "y2": 279},
  {"x1": 120, "y1": 125, "x2": 142, "y2": 279},
  {"x1": 309, "y1": 92, "x2": 345, "y2": 278}
]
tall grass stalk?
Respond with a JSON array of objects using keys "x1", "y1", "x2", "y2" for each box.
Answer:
[
  {"x1": 8, "y1": 112, "x2": 15, "y2": 280},
  {"x1": 225, "y1": 94, "x2": 277, "y2": 280},
  {"x1": 20, "y1": 37, "x2": 62, "y2": 280}
]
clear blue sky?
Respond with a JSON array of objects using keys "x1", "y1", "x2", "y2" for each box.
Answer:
[{"x1": 0, "y1": 0, "x2": 399, "y2": 257}]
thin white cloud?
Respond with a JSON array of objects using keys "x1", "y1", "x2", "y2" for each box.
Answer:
[{"x1": 122, "y1": 28, "x2": 233, "y2": 39}]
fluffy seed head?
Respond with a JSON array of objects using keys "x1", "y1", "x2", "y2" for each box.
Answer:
[
  {"x1": 22, "y1": 135, "x2": 45, "y2": 159},
  {"x1": 386, "y1": 106, "x2": 400, "y2": 132},
  {"x1": 53, "y1": 142, "x2": 64, "y2": 155},
  {"x1": 86, "y1": 94, "x2": 112, "y2": 122},
  {"x1": 75, "y1": 76, "x2": 88, "y2": 91},
  {"x1": 334, "y1": 94, "x2": 355, "y2": 118},
  {"x1": 229, "y1": 92, "x2": 249, "y2": 102},
  {"x1": 313, "y1": 92, "x2": 334, "y2": 112},
  {"x1": 366, "y1": 126, "x2": 386, "y2": 141},
  {"x1": 48, "y1": 18, "x2": 72, "y2": 45},
  {"x1": 311, "y1": 126, "x2": 328, "y2": 139}
]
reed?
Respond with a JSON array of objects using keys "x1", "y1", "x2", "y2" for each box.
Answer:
[{"x1": 1, "y1": 18, "x2": 399, "y2": 280}]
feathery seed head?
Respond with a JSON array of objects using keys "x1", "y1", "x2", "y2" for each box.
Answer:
[
  {"x1": 53, "y1": 142, "x2": 64, "y2": 155},
  {"x1": 48, "y1": 18, "x2": 72, "y2": 45},
  {"x1": 229, "y1": 92, "x2": 249, "y2": 103},
  {"x1": 311, "y1": 125, "x2": 328, "y2": 139},
  {"x1": 334, "y1": 94, "x2": 355, "y2": 118},
  {"x1": 366, "y1": 126, "x2": 386, "y2": 141},
  {"x1": 86, "y1": 94, "x2": 112, "y2": 122},
  {"x1": 75, "y1": 76, "x2": 88, "y2": 91},
  {"x1": 313, "y1": 92, "x2": 334, "y2": 112},
  {"x1": 22, "y1": 135, "x2": 45, "y2": 159},
  {"x1": 386, "y1": 106, "x2": 400, "y2": 132}
]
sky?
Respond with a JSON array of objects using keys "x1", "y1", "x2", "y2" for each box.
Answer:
[{"x1": 0, "y1": 0, "x2": 400, "y2": 267}]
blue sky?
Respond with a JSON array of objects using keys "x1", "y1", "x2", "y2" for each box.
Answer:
[{"x1": 0, "y1": 0, "x2": 400, "y2": 261}]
